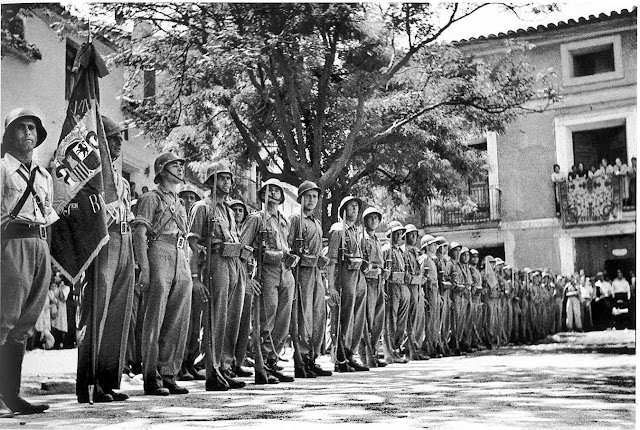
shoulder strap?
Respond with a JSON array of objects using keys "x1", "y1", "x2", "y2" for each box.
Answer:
[
  {"x1": 10, "y1": 168, "x2": 45, "y2": 220},
  {"x1": 150, "y1": 189, "x2": 187, "y2": 239}
]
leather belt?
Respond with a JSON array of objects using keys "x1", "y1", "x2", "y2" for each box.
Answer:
[
  {"x1": 154, "y1": 233, "x2": 186, "y2": 249},
  {"x1": 108, "y1": 221, "x2": 130, "y2": 234},
  {"x1": 2, "y1": 223, "x2": 47, "y2": 240}
]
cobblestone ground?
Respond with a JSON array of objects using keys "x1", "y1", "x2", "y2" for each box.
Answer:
[{"x1": 3, "y1": 330, "x2": 635, "y2": 429}]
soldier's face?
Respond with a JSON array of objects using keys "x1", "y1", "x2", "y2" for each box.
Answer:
[
  {"x1": 233, "y1": 206, "x2": 245, "y2": 224},
  {"x1": 182, "y1": 192, "x2": 197, "y2": 211},
  {"x1": 471, "y1": 255, "x2": 479, "y2": 264},
  {"x1": 428, "y1": 243, "x2": 437, "y2": 254},
  {"x1": 217, "y1": 173, "x2": 232, "y2": 194},
  {"x1": 364, "y1": 214, "x2": 380, "y2": 231},
  {"x1": 11, "y1": 118, "x2": 38, "y2": 153},
  {"x1": 163, "y1": 161, "x2": 184, "y2": 183},
  {"x1": 107, "y1": 133, "x2": 123, "y2": 160},
  {"x1": 406, "y1": 231, "x2": 417, "y2": 246},
  {"x1": 268, "y1": 185, "x2": 282, "y2": 204},
  {"x1": 391, "y1": 230, "x2": 402, "y2": 243},
  {"x1": 344, "y1": 201, "x2": 359, "y2": 221},
  {"x1": 450, "y1": 249, "x2": 459, "y2": 260},
  {"x1": 460, "y1": 252, "x2": 469, "y2": 263},
  {"x1": 302, "y1": 190, "x2": 319, "y2": 212}
]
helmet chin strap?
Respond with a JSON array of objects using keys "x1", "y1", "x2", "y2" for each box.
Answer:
[{"x1": 165, "y1": 168, "x2": 185, "y2": 184}]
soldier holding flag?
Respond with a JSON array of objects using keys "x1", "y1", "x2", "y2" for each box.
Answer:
[
  {"x1": 0, "y1": 108, "x2": 56, "y2": 416},
  {"x1": 76, "y1": 116, "x2": 134, "y2": 404}
]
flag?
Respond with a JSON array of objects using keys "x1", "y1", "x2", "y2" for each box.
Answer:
[{"x1": 50, "y1": 42, "x2": 118, "y2": 284}]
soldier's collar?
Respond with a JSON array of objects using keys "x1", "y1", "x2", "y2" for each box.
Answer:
[
  {"x1": 157, "y1": 184, "x2": 178, "y2": 199},
  {"x1": 4, "y1": 153, "x2": 40, "y2": 175}
]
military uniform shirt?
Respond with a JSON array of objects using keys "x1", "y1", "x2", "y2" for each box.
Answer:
[
  {"x1": 404, "y1": 245, "x2": 421, "y2": 276},
  {"x1": 1, "y1": 153, "x2": 58, "y2": 227},
  {"x1": 132, "y1": 185, "x2": 188, "y2": 237},
  {"x1": 189, "y1": 197, "x2": 240, "y2": 245},
  {"x1": 241, "y1": 210, "x2": 290, "y2": 252},
  {"x1": 361, "y1": 230, "x2": 384, "y2": 269},
  {"x1": 382, "y1": 243, "x2": 405, "y2": 283},
  {"x1": 288, "y1": 212, "x2": 322, "y2": 256},
  {"x1": 327, "y1": 222, "x2": 362, "y2": 262}
]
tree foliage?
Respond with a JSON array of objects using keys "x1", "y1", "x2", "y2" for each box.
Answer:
[{"x1": 89, "y1": 2, "x2": 560, "y2": 228}]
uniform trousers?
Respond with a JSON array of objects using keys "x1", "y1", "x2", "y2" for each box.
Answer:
[
  {"x1": 234, "y1": 267, "x2": 252, "y2": 368},
  {"x1": 469, "y1": 294, "x2": 484, "y2": 346},
  {"x1": 183, "y1": 292, "x2": 204, "y2": 369},
  {"x1": 440, "y1": 289, "x2": 453, "y2": 348},
  {"x1": 422, "y1": 285, "x2": 440, "y2": 355},
  {"x1": 142, "y1": 241, "x2": 192, "y2": 391},
  {"x1": 77, "y1": 231, "x2": 134, "y2": 394},
  {"x1": 360, "y1": 276, "x2": 385, "y2": 361},
  {"x1": 1, "y1": 237, "x2": 51, "y2": 345},
  {"x1": 126, "y1": 289, "x2": 144, "y2": 371},
  {"x1": 260, "y1": 262, "x2": 294, "y2": 362},
  {"x1": 388, "y1": 283, "x2": 410, "y2": 350},
  {"x1": 406, "y1": 283, "x2": 425, "y2": 354},
  {"x1": 335, "y1": 266, "x2": 367, "y2": 355},
  {"x1": 293, "y1": 266, "x2": 326, "y2": 359},
  {"x1": 451, "y1": 289, "x2": 466, "y2": 347}
]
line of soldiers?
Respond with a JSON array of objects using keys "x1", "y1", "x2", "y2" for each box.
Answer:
[{"x1": 0, "y1": 109, "x2": 564, "y2": 417}]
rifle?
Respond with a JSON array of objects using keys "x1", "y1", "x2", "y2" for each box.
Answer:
[
  {"x1": 252, "y1": 188, "x2": 269, "y2": 383},
  {"x1": 382, "y1": 253, "x2": 394, "y2": 359},
  {"x1": 291, "y1": 202, "x2": 307, "y2": 373},
  {"x1": 203, "y1": 165, "x2": 217, "y2": 381}
]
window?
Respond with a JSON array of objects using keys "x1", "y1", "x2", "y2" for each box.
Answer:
[
  {"x1": 572, "y1": 44, "x2": 615, "y2": 77},
  {"x1": 572, "y1": 124, "x2": 627, "y2": 170},
  {"x1": 561, "y1": 35, "x2": 623, "y2": 86}
]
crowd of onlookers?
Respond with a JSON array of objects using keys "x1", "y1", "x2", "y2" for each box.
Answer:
[
  {"x1": 552, "y1": 157, "x2": 637, "y2": 215},
  {"x1": 565, "y1": 268, "x2": 635, "y2": 332},
  {"x1": 26, "y1": 268, "x2": 79, "y2": 351}
]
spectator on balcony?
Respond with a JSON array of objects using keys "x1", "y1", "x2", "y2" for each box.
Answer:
[
  {"x1": 612, "y1": 158, "x2": 630, "y2": 203},
  {"x1": 567, "y1": 165, "x2": 578, "y2": 182},
  {"x1": 576, "y1": 163, "x2": 588, "y2": 179},
  {"x1": 588, "y1": 164, "x2": 598, "y2": 179},
  {"x1": 551, "y1": 164, "x2": 565, "y2": 216},
  {"x1": 595, "y1": 158, "x2": 614, "y2": 177}
]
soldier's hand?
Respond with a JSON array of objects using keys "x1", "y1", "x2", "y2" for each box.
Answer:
[
  {"x1": 192, "y1": 279, "x2": 209, "y2": 303},
  {"x1": 248, "y1": 279, "x2": 262, "y2": 296},
  {"x1": 328, "y1": 288, "x2": 339, "y2": 307},
  {"x1": 136, "y1": 268, "x2": 150, "y2": 294}
]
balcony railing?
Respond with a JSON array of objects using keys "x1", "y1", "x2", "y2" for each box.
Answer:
[
  {"x1": 419, "y1": 185, "x2": 501, "y2": 227},
  {"x1": 558, "y1": 174, "x2": 635, "y2": 227}
]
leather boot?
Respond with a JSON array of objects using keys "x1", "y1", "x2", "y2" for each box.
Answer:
[
  {"x1": 266, "y1": 360, "x2": 294, "y2": 383},
  {"x1": 254, "y1": 366, "x2": 279, "y2": 385},
  {"x1": 177, "y1": 363, "x2": 194, "y2": 381},
  {"x1": 205, "y1": 367, "x2": 230, "y2": 391},
  {"x1": 0, "y1": 343, "x2": 49, "y2": 414},
  {"x1": 0, "y1": 396, "x2": 14, "y2": 418},
  {"x1": 307, "y1": 357, "x2": 332, "y2": 377},
  {"x1": 221, "y1": 368, "x2": 246, "y2": 389}
]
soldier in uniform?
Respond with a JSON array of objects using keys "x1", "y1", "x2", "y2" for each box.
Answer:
[
  {"x1": 382, "y1": 221, "x2": 409, "y2": 364},
  {"x1": 418, "y1": 234, "x2": 441, "y2": 358},
  {"x1": 0, "y1": 108, "x2": 56, "y2": 416},
  {"x1": 241, "y1": 178, "x2": 295, "y2": 382},
  {"x1": 189, "y1": 162, "x2": 247, "y2": 390},
  {"x1": 76, "y1": 116, "x2": 135, "y2": 403},
  {"x1": 132, "y1": 152, "x2": 192, "y2": 396},
  {"x1": 359, "y1": 207, "x2": 389, "y2": 368},
  {"x1": 434, "y1": 236, "x2": 451, "y2": 356},
  {"x1": 403, "y1": 224, "x2": 427, "y2": 360},
  {"x1": 327, "y1": 196, "x2": 370, "y2": 372},
  {"x1": 445, "y1": 242, "x2": 464, "y2": 355},
  {"x1": 468, "y1": 249, "x2": 486, "y2": 350},
  {"x1": 228, "y1": 199, "x2": 254, "y2": 378},
  {"x1": 482, "y1": 256, "x2": 499, "y2": 347},
  {"x1": 289, "y1": 181, "x2": 332, "y2": 377},
  {"x1": 177, "y1": 183, "x2": 205, "y2": 382},
  {"x1": 456, "y1": 247, "x2": 473, "y2": 352}
]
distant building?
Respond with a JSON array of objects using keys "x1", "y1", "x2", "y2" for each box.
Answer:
[{"x1": 419, "y1": 8, "x2": 636, "y2": 277}]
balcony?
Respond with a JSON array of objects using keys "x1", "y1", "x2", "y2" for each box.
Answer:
[
  {"x1": 558, "y1": 174, "x2": 635, "y2": 227},
  {"x1": 419, "y1": 185, "x2": 501, "y2": 228}
]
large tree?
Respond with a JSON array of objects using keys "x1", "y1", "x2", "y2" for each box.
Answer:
[{"x1": 89, "y1": 2, "x2": 559, "y2": 228}]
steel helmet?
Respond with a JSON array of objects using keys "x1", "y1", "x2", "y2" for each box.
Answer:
[
  {"x1": 228, "y1": 199, "x2": 248, "y2": 223},
  {"x1": 258, "y1": 178, "x2": 285, "y2": 204},
  {"x1": 420, "y1": 234, "x2": 436, "y2": 250},
  {"x1": 470, "y1": 249, "x2": 479, "y2": 256},
  {"x1": 449, "y1": 241, "x2": 461, "y2": 251},
  {"x1": 297, "y1": 180, "x2": 321, "y2": 203},
  {"x1": 178, "y1": 183, "x2": 202, "y2": 201},
  {"x1": 362, "y1": 207, "x2": 382, "y2": 222},
  {"x1": 204, "y1": 160, "x2": 233, "y2": 186},
  {"x1": 101, "y1": 115, "x2": 126, "y2": 138},
  {"x1": 337, "y1": 195, "x2": 362, "y2": 217},
  {"x1": 404, "y1": 224, "x2": 418, "y2": 236},
  {"x1": 2, "y1": 108, "x2": 47, "y2": 151},
  {"x1": 387, "y1": 220, "x2": 406, "y2": 237},
  {"x1": 460, "y1": 246, "x2": 470, "y2": 255},
  {"x1": 153, "y1": 152, "x2": 185, "y2": 184}
]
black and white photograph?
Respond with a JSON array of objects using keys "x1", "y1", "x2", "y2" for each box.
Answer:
[{"x1": 0, "y1": 1, "x2": 636, "y2": 428}]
